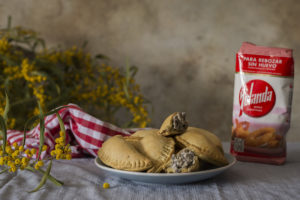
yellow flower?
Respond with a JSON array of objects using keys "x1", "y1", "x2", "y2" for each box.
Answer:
[
  {"x1": 55, "y1": 136, "x2": 65, "y2": 145},
  {"x1": 10, "y1": 164, "x2": 17, "y2": 172},
  {"x1": 7, "y1": 160, "x2": 12, "y2": 166},
  {"x1": 15, "y1": 158, "x2": 21, "y2": 165},
  {"x1": 50, "y1": 150, "x2": 56, "y2": 157},
  {"x1": 21, "y1": 162, "x2": 28, "y2": 168},
  {"x1": 30, "y1": 148, "x2": 37, "y2": 154},
  {"x1": 42, "y1": 145, "x2": 48, "y2": 151},
  {"x1": 134, "y1": 96, "x2": 140, "y2": 105},
  {"x1": 13, "y1": 150, "x2": 19, "y2": 155},
  {"x1": 12, "y1": 142, "x2": 18, "y2": 149},
  {"x1": 64, "y1": 145, "x2": 70, "y2": 152},
  {"x1": 24, "y1": 149, "x2": 30, "y2": 155},
  {"x1": 0, "y1": 37, "x2": 10, "y2": 52},
  {"x1": 55, "y1": 149, "x2": 63, "y2": 155},
  {"x1": 102, "y1": 182, "x2": 110, "y2": 189},
  {"x1": 34, "y1": 163, "x2": 40, "y2": 170},
  {"x1": 37, "y1": 160, "x2": 44, "y2": 167},
  {"x1": 0, "y1": 157, "x2": 4, "y2": 165},
  {"x1": 11, "y1": 153, "x2": 18, "y2": 159},
  {"x1": 140, "y1": 121, "x2": 147, "y2": 128},
  {"x1": 55, "y1": 144, "x2": 61, "y2": 150},
  {"x1": 18, "y1": 146, "x2": 24, "y2": 152},
  {"x1": 59, "y1": 131, "x2": 64, "y2": 137},
  {"x1": 21, "y1": 157, "x2": 29, "y2": 164},
  {"x1": 55, "y1": 138, "x2": 61, "y2": 144},
  {"x1": 5, "y1": 146, "x2": 13, "y2": 154},
  {"x1": 56, "y1": 154, "x2": 61, "y2": 160},
  {"x1": 65, "y1": 154, "x2": 72, "y2": 160}
]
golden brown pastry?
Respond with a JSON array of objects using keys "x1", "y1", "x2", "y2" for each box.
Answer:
[
  {"x1": 130, "y1": 129, "x2": 159, "y2": 138},
  {"x1": 176, "y1": 127, "x2": 228, "y2": 167},
  {"x1": 158, "y1": 112, "x2": 188, "y2": 136},
  {"x1": 128, "y1": 133, "x2": 175, "y2": 173},
  {"x1": 98, "y1": 135, "x2": 152, "y2": 171},
  {"x1": 123, "y1": 136, "x2": 143, "y2": 148}
]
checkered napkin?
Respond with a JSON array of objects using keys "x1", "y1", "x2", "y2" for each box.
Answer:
[{"x1": 6, "y1": 104, "x2": 135, "y2": 159}]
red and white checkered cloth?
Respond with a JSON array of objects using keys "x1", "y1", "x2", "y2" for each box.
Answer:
[{"x1": 6, "y1": 104, "x2": 137, "y2": 159}]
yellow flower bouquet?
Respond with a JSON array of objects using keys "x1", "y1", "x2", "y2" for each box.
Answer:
[
  {"x1": 0, "y1": 17, "x2": 150, "y2": 130},
  {"x1": 0, "y1": 17, "x2": 150, "y2": 192},
  {"x1": 0, "y1": 96, "x2": 71, "y2": 192}
]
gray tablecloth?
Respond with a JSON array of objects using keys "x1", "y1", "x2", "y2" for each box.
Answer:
[{"x1": 0, "y1": 143, "x2": 299, "y2": 200}]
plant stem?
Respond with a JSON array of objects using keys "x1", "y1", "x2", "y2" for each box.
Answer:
[
  {"x1": 25, "y1": 166, "x2": 64, "y2": 186},
  {"x1": 0, "y1": 168, "x2": 9, "y2": 174}
]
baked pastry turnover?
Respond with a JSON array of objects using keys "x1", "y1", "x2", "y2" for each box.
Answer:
[
  {"x1": 176, "y1": 127, "x2": 228, "y2": 167},
  {"x1": 98, "y1": 135, "x2": 152, "y2": 171},
  {"x1": 136, "y1": 133, "x2": 175, "y2": 173},
  {"x1": 165, "y1": 148, "x2": 201, "y2": 173},
  {"x1": 130, "y1": 128, "x2": 159, "y2": 138},
  {"x1": 126, "y1": 131, "x2": 175, "y2": 173},
  {"x1": 158, "y1": 112, "x2": 188, "y2": 136}
]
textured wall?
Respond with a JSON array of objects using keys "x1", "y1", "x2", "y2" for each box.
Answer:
[{"x1": 0, "y1": 0, "x2": 299, "y2": 141}]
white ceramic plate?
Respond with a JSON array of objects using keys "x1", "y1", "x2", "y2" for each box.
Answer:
[{"x1": 94, "y1": 153, "x2": 236, "y2": 184}]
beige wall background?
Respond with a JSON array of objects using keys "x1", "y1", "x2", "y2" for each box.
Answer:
[{"x1": 0, "y1": 0, "x2": 299, "y2": 141}]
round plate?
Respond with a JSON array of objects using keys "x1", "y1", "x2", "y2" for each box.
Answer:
[{"x1": 94, "y1": 153, "x2": 236, "y2": 184}]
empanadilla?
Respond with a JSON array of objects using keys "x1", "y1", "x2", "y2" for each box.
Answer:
[
  {"x1": 176, "y1": 127, "x2": 228, "y2": 167},
  {"x1": 158, "y1": 112, "x2": 188, "y2": 136},
  {"x1": 128, "y1": 132, "x2": 175, "y2": 173},
  {"x1": 165, "y1": 148, "x2": 201, "y2": 173},
  {"x1": 98, "y1": 135, "x2": 152, "y2": 171},
  {"x1": 130, "y1": 129, "x2": 159, "y2": 138}
]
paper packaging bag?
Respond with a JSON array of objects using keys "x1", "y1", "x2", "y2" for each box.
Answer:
[{"x1": 230, "y1": 42, "x2": 294, "y2": 165}]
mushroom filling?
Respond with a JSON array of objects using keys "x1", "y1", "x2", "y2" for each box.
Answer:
[
  {"x1": 172, "y1": 112, "x2": 188, "y2": 132},
  {"x1": 169, "y1": 149, "x2": 196, "y2": 173}
]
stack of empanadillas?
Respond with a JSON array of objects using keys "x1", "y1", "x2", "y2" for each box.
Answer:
[{"x1": 98, "y1": 112, "x2": 228, "y2": 173}]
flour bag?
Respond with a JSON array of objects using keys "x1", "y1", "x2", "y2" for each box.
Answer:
[{"x1": 231, "y1": 42, "x2": 294, "y2": 164}]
